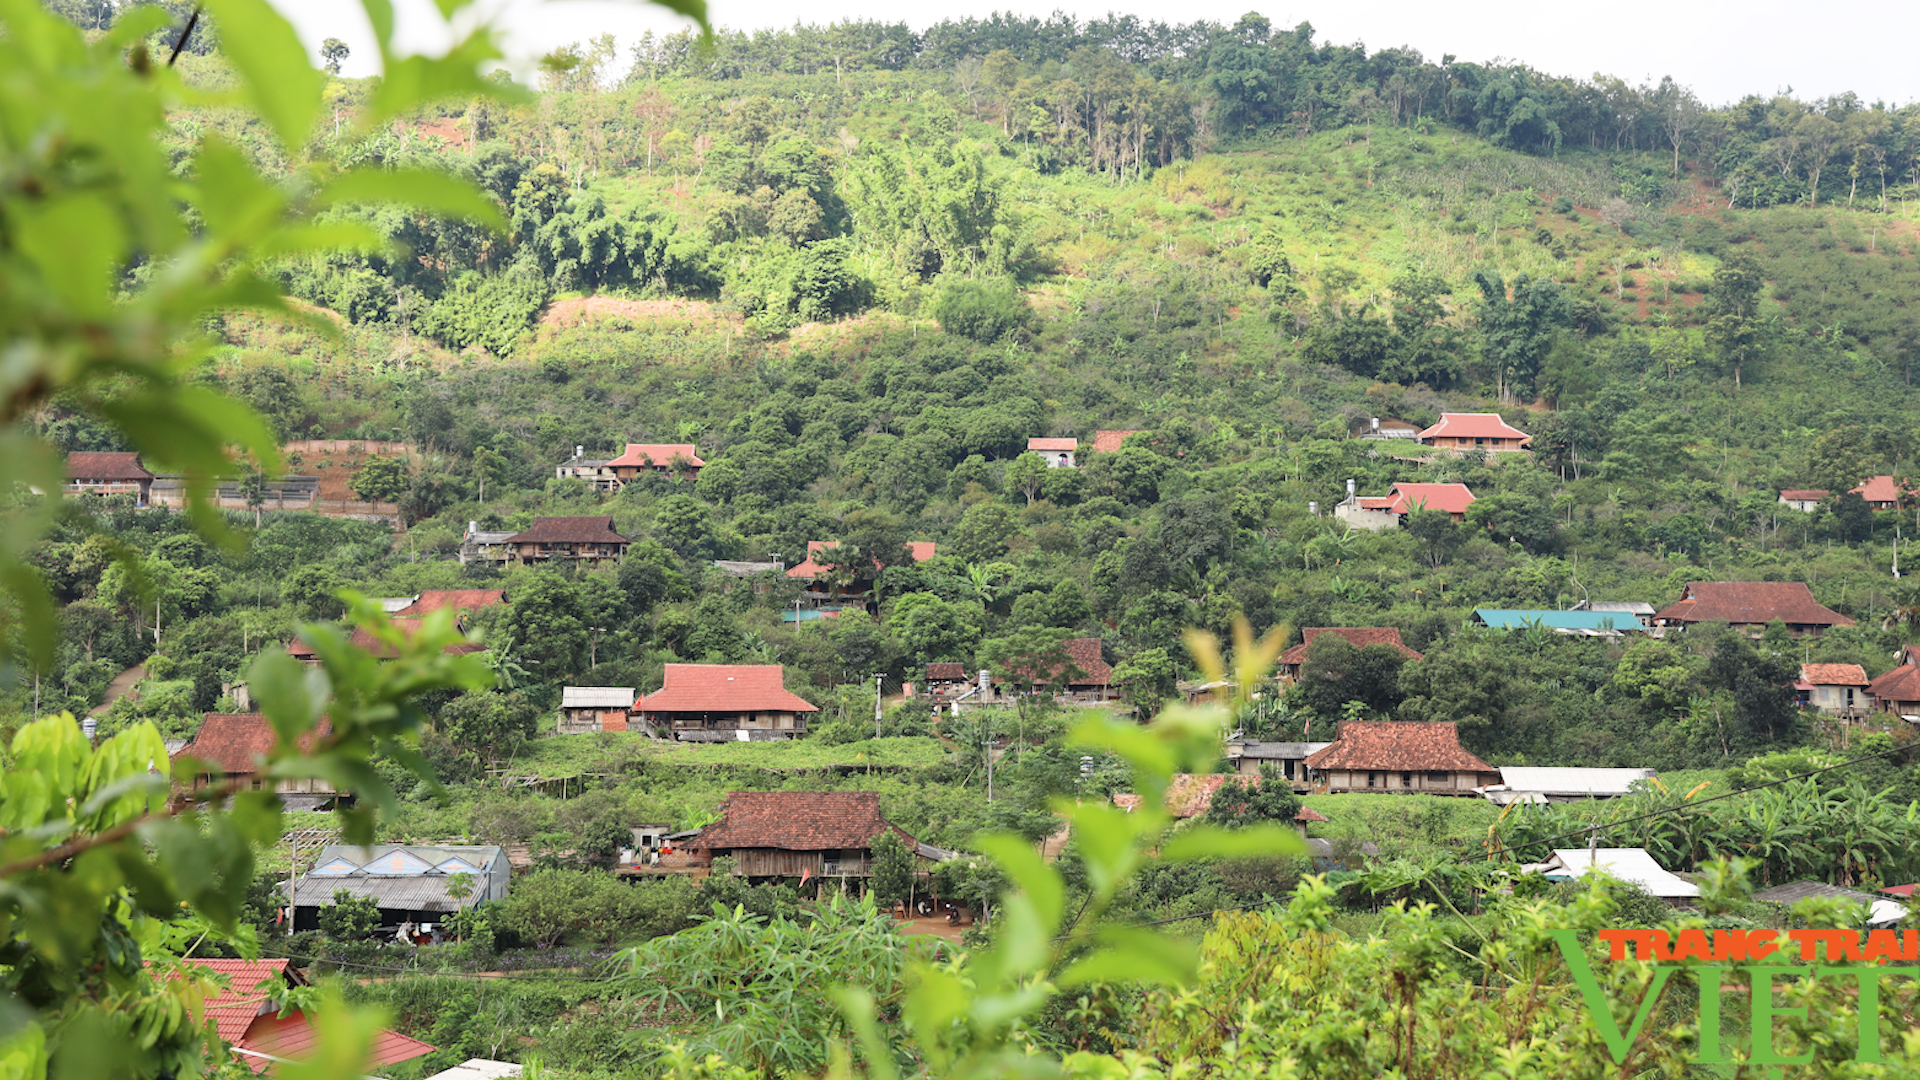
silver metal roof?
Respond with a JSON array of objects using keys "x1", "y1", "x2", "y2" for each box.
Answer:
[
  {"x1": 289, "y1": 875, "x2": 478, "y2": 911},
  {"x1": 561, "y1": 686, "x2": 636, "y2": 709},
  {"x1": 1492, "y1": 767, "x2": 1655, "y2": 797},
  {"x1": 1229, "y1": 741, "x2": 1333, "y2": 759}
]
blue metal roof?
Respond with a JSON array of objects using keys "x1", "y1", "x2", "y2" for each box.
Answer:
[{"x1": 1472, "y1": 609, "x2": 1633, "y2": 632}]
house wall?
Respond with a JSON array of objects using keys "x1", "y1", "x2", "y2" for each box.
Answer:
[
  {"x1": 730, "y1": 848, "x2": 825, "y2": 877},
  {"x1": 1807, "y1": 685, "x2": 1864, "y2": 713},
  {"x1": 1333, "y1": 501, "x2": 1398, "y2": 533},
  {"x1": 653, "y1": 710, "x2": 808, "y2": 741},
  {"x1": 1322, "y1": 768, "x2": 1486, "y2": 795},
  {"x1": 1424, "y1": 436, "x2": 1526, "y2": 452}
]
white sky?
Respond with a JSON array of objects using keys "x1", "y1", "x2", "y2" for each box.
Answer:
[{"x1": 274, "y1": 0, "x2": 1920, "y2": 108}]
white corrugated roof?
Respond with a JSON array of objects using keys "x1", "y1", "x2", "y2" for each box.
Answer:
[
  {"x1": 1496, "y1": 767, "x2": 1655, "y2": 796},
  {"x1": 1548, "y1": 848, "x2": 1699, "y2": 897},
  {"x1": 424, "y1": 1060, "x2": 523, "y2": 1080},
  {"x1": 562, "y1": 686, "x2": 636, "y2": 709}
]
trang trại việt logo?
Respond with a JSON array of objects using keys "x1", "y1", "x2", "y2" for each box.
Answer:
[{"x1": 1551, "y1": 927, "x2": 1920, "y2": 1066}]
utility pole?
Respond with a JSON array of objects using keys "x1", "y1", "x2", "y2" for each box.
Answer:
[{"x1": 874, "y1": 673, "x2": 884, "y2": 740}]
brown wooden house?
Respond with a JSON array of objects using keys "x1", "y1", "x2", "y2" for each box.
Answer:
[
  {"x1": 1304, "y1": 721, "x2": 1498, "y2": 795},
  {"x1": 171, "y1": 713, "x2": 342, "y2": 803},
  {"x1": 1415, "y1": 413, "x2": 1532, "y2": 452},
  {"x1": 1278, "y1": 627, "x2": 1424, "y2": 680},
  {"x1": 1868, "y1": 647, "x2": 1920, "y2": 716},
  {"x1": 634, "y1": 663, "x2": 818, "y2": 742},
  {"x1": 1652, "y1": 581, "x2": 1855, "y2": 637},
  {"x1": 502, "y1": 516, "x2": 630, "y2": 565},
  {"x1": 686, "y1": 791, "x2": 917, "y2": 880},
  {"x1": 65, "y1": 451, "x2": 154, "y2": 501}
]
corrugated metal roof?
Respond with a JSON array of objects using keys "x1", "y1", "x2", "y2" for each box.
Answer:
[
  {"x1": 1231, "y1": 741, "x2": 1334, "y2": 758},
  {"x1": 562, "y1": 686, "x2": 636, "y2": 709},
  {"x1": 291, "y1": 875, "x2": 477, "y2": 911},
  {"x1": 1494, "y1": 767, "x2": 1655, "y2": 796},
  {"x1": 1545, "y1": 849, "x2": 1698, "y2": 897},
  {"x1": 1474, "y1": 609, "x2": 1636, "y2": 634}
]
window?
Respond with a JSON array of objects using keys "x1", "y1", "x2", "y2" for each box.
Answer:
[
  {"x1": 1367, "y1": 771, "x2": 1377, "y2": 788},
  {"x1": 1428, "y1": 771, "x2": 1448, "y2": 782},
  {"x1": 1401, "y1": 771, "x2": 1413, "y2": 788}
]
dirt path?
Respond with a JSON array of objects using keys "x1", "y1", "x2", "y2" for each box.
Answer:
[
  {"x1": 90, "y1": 663, "x2": 144, "y2": 717},
  {"x1": 1040, "y1": 824, "x2": 1071, "y2": 861}
]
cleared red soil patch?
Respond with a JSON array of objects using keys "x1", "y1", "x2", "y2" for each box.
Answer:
[{"x1": 415, "y1": 119, "x2": 463, "y2": 147}]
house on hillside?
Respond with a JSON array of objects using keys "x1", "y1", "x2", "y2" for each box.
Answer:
[
  {"x1": 458, "y1": 521, "x2": 516, "y2": 564},
  {"x1": 1304, "y1": 721, "x2": 1499, "y2": 795},
  {"x1": 391, "y1": 589, "x2": 504, "y2": 621},
  {"x1": 1333, "y1": 480, "x2": 1476, "y2": 532},
  {"x1": 554, "y1": 447, "x2": 615, "y2": 488},
  {"x1": 1752, "y1": 881, "x2": 1906, "y2": 926},
  {"x1": 1852, "y1": 475, "x2": 1905, "y2": 510},
  {"x1": 924, "y1": 663, "x2": 977, "y2": 707},
  {"x1": 1796, "y1": 663, "x2": 1871, "y2": 716},
  {"x1": 1027, "y1": 437, "x2": 1077, "y2": 468},
  {"x1": 1224, "y1": 740, "x2": 1334, "y2": 788},
  {"x1": 685, "y1": 791, "x2": 949, "y2": 883},
  {"x1": 558, "y1": 686, "x2": 635, "y2": 733},
  {"x1": 1416, "y1": 413, "x2": 1532, "y2": 452},
  {"x1": 1570, "y1": 600, "x2": 1657, "y2": 628},
  {"x1": 1868, "y1": 647, "x2": 1920, "y2": 717},
  {"x1": 634, "y1": 663, "x2": 818, "y2": 742},
  {"x1": 502, "y1": 516, "x2": 630, "y2": 565},
  {"x1": 172, "y1": 958, "x2": 434, "y2": 1074},
  {"x1": 172, "y1": 714, "x2": 341, "y2": 807},
  {"x1": 606, "y1": 442, "x2": 704, "y2": 483},
  {"x1": 64, "y1": 451, "x2": 154, "y2": 501},
  {"x1": 1478, "y1": 767, "x2": 1656, "y2": 804},
  {"x1": 1652, "y1": 581, "x2": 1855, "y2": 637},
  {"x1": 1351, "y1": 417, "x2": 1420, "y2": 441},
  {"x1": 289, "y1": 843, "x2": 509, "y2": 931},
  {"x1": 1278, "y1": 627, "x2": 1424, "y2": 681},
  {"x1": 1524, "y1": 848, "x2": 1698, "y2": 903},
  {"x1": 1471, "y1": 609, "x2": 1639, "y2": 637},
  {"x1": 1779, "y1": 489, "x2": 1829, "y2": 512},
  {"x1": 992, "y1": 637, "x2": 1117, "y2": 704},
  {"x1": 1090, "y1": 430, "x2": 1140, "y2": 453}
]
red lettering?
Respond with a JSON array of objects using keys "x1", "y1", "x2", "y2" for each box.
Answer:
[
  {"x1": 1598, "y1": 929, "x2": 1636, "y2": 961},
  {"x1": 1747, "y1": 929, "x2": 1780, "y2": 961},
  {"x1": 1865, "y1": 930, "x2": 1898, "y2": 965},
  {"x1": 1789, "y1": 929, "x2": 1821, "y2": 962},
  {"x1": 1647, "y1": 930, "x2": 1673, "y2": 962},
  {"x1": 1711, "y1": 929, "x2": 1748, "y2": 963},
  {"x1": 1904, "y1": 931, "x2": 1920, "y2": 963},
  {"x1": 1673, "y1": 929, "x2": 1711, "y2": 962}
]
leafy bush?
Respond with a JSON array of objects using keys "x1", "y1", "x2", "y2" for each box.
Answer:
[{"x1": 930, "y1": 277, "x2": 1031, "y2": 343}]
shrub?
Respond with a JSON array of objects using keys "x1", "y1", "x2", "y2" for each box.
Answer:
[{"x1": 931, "y1": 278, "x2": 1031, "y2": 343}]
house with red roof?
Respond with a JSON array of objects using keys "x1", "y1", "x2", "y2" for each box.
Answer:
[
  {"x1": 990, "y1": 637, "x2": 1118, "y2": 703},
  {"x1": 635, "y1": 663, "x2": 819, "y2": 742},
  {"x1": 1868, "y1": 647, "x2": 1920, "y2": 717},
  {"x1": 685, "y1": 791, "x2": 929, "y2": 881},
  {"x1": 1090, "y1": 429, "x2": 1140, "y2": 454},
  {"x1": 1652, "y1": 581, "x2": 1856, "y2": 638},
  {"x1": 1028, "y1": 436, "x2": 1078, "y2": 468},
  {"x1": 786, "y1": 540, "x2": 936, "y2": 581},
  {"x1": 173, "y1": 957, "x2": 433, "y2": 1074},
  {"x1": 1334, "y1": 480, "x2": 1477, "y2": 532},
  {"x1": 1850, "y1": 475, "x2": 1906, "y2": 510},
  {"x1": 555, "y1": 443, "x2": 704, "y2": 489},
  {"x1": 1278, "y1": 628, "x2": 1424, "y2": 680},
  {"x1": 502, "y1": 516, "x2": 630, "y2": 565},
  {"x1": 64, "y1": 450, "x2": 154, "y2": 501},
  {"x1": 171, "y1": 714, "x2": 340, "y2": 803},
  {"x1": 1415, "y1": 413, "x2": 1532, "y2": 453},
  {"x1": 1795, "y1": 663, "x2": 1871, "y2": 716},
  {"x1": 1305, "y1": 721, "x2": 1499, "y2": 795},
  {"x1": 391, "y1": 589, "x2": 505, "y2": 619}
]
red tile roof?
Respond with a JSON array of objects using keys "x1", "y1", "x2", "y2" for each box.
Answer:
[
  {"x1": 1383, "y1": 482, "x2": 1477, "y2": 515},
  {"x1": 1779, "y1": 489, "x2": 1829, "y2": 501},
  {"x1": 995, "y1": 637, "x2": 1112, "y2": 688},
  {"x1": 637, "y1": 664, "x2": 819, "y2": 714},
  {"x1": 689, "y1": 791, "x2": 913, "y2": 851},
  {"x1": 1305, "y1": 721, "x2": 1496, "y2": 773},
  {"x1": 926, "y1": 663, "x2": 968, "y2": 681},
  {"x1": 787, "y1": 539, "x2": 935, "y2": 579},
  {"x1": 1868, "y1": 663, "x2": 1920, "y2": 705},
  {"x1": 1653, "y1": 582, "x2": 1855, "y2": 628},
  {"x1": 66, "y1": 451, "x2": 153, "y2": 480},
  {"x1": 240, "y1": 1010, "x2": 435, "y2": 1071},
  {"x1": 607, "y1": 442, "x2": 705, "y2": 469},
  {"x1": 1800, "y1": 663, "x2": 1868, "y2": 686},
  {"x1": 1851, "y1": 475, "x2": 1904, "y2": 504},
  {"x1": 1416, "y1": 413, "x2": 1532, "y2": 445},
  {"x1": 504, "y1": 516, "x2": 631, "y2": 544},
  {"x1": 346, "y1": 619, "x2": 487, "y2": 658},
  {"x1": 390, "y1": 590, "x2": 505, "y2": 617},
  {"x1": 174, "y1": 714, "x2": 332, "y2": 775},
  {"x1": 1091, "y1": 430, "x2": 1140, "y2": 453},
  {"x1": 168, "y1": 958, "x2": 433, "y2": 1072},
  {"x1": 1280, "y1": 627, "x2": 1425, "y2": 666},
  {"x1": 1028, "y1": 437, "x2": 1078, "y2": 452}
]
